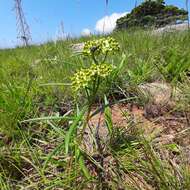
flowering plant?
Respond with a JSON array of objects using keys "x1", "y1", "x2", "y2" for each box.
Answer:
[
  {"x1": 71, "y1": 37, "x2": 119, "y2": 94},
  {"x1": 66, "y1": 37, "x2": 123, "y2": 180}
]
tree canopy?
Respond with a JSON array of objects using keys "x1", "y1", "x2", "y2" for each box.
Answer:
[{"x1": 116, "y1": 0, "x2": 188, "y2": 30}]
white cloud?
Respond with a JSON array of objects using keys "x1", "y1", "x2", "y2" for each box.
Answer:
[
  {"x1": 95, "y1": 12, "x2": 127, "y2": 34},
  {"x1": 81, "y1": 28, "x2": 91, "y2": 36}
]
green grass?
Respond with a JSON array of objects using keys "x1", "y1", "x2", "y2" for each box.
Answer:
[{"x1": 0, "y1": 29, "x2": 190, "y2": 189}]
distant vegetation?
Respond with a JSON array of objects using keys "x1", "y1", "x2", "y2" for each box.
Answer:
[{"x1": 116, "y1": 0, "x2": 188, "y2": 30}]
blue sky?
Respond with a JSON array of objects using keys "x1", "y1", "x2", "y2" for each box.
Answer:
[{"x1": 0, "y1": 0, "x2": 188, "y2": 47}]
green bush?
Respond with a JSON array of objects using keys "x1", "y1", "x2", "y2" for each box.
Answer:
[{"x1": 116, "y1": 0, "x2": 188, "y2": 30}]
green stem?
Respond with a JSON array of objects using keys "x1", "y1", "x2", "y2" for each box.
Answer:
[
  {"x1": 80, "y1": 75, "x2": 100, "y2": 143},
  {"x1": 102, "y1": 51, "x2": 108, "y2": 63},
  {"x1": 92, "y1": 53, "x2": 98, "y2": 65}
]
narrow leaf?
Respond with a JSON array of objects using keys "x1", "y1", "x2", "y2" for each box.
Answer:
[
  {"x1": 104, "y1": 95, "x2": 113, "y2": 136},
  {"x1": 79, "y1": 154, "x2": 91, "y2": 179},
  {"x1": 65, "y1": 107, "x2": 86, "y2": 154}
]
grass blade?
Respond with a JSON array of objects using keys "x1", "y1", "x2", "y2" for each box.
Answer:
[
  {"x1": 65, "y1": 107, "x2": 87, "y2": 154},
  {"x1": 78, "y1": 154, "x2": 91, "y2": 179},
  {"x1": 104, "y1": 95, "x2": 113, "y2": 136}
]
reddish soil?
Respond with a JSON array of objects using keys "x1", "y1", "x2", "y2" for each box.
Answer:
[{"x1": 90, "y1": 103, "x2": 190, "y2": 146}]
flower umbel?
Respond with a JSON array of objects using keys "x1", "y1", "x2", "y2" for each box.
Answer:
[
  {"x1": 83, "y1": 37, "x2": 120, "y2": 56},
  {"x1": 71, "y1": 63, "x2": 114, "y2": 92}
]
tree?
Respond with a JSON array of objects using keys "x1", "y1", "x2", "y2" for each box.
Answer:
[{"x1": 116, "y1": 0, "x2": 188, "y2": 30}]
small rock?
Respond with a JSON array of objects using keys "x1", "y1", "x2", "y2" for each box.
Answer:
[
  {"x1": 153, "y1": 23, "x2": 188, "y2": 35},
  {"x1": 139, "y1": 82, "x2": 172, "y2": 104},
  {"x1": 71, "y1": 42, "x2": 85, "y2": 53}
]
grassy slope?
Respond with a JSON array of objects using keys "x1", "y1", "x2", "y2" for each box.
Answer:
[{"x1": 0, "y1": 30, "x2": 190, "y2": 189}]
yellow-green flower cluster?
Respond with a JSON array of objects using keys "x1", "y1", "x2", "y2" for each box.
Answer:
[
  {"x1": 71, "y1": 63, "x2": 114, "y2": 92},
  {"x1": 83, "y1": 37, "x2": 120, "y2": 56}
]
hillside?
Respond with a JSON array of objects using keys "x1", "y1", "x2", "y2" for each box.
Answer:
[{"x1": 0, "y1": 29, "x2": 190, "y2": 189}]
